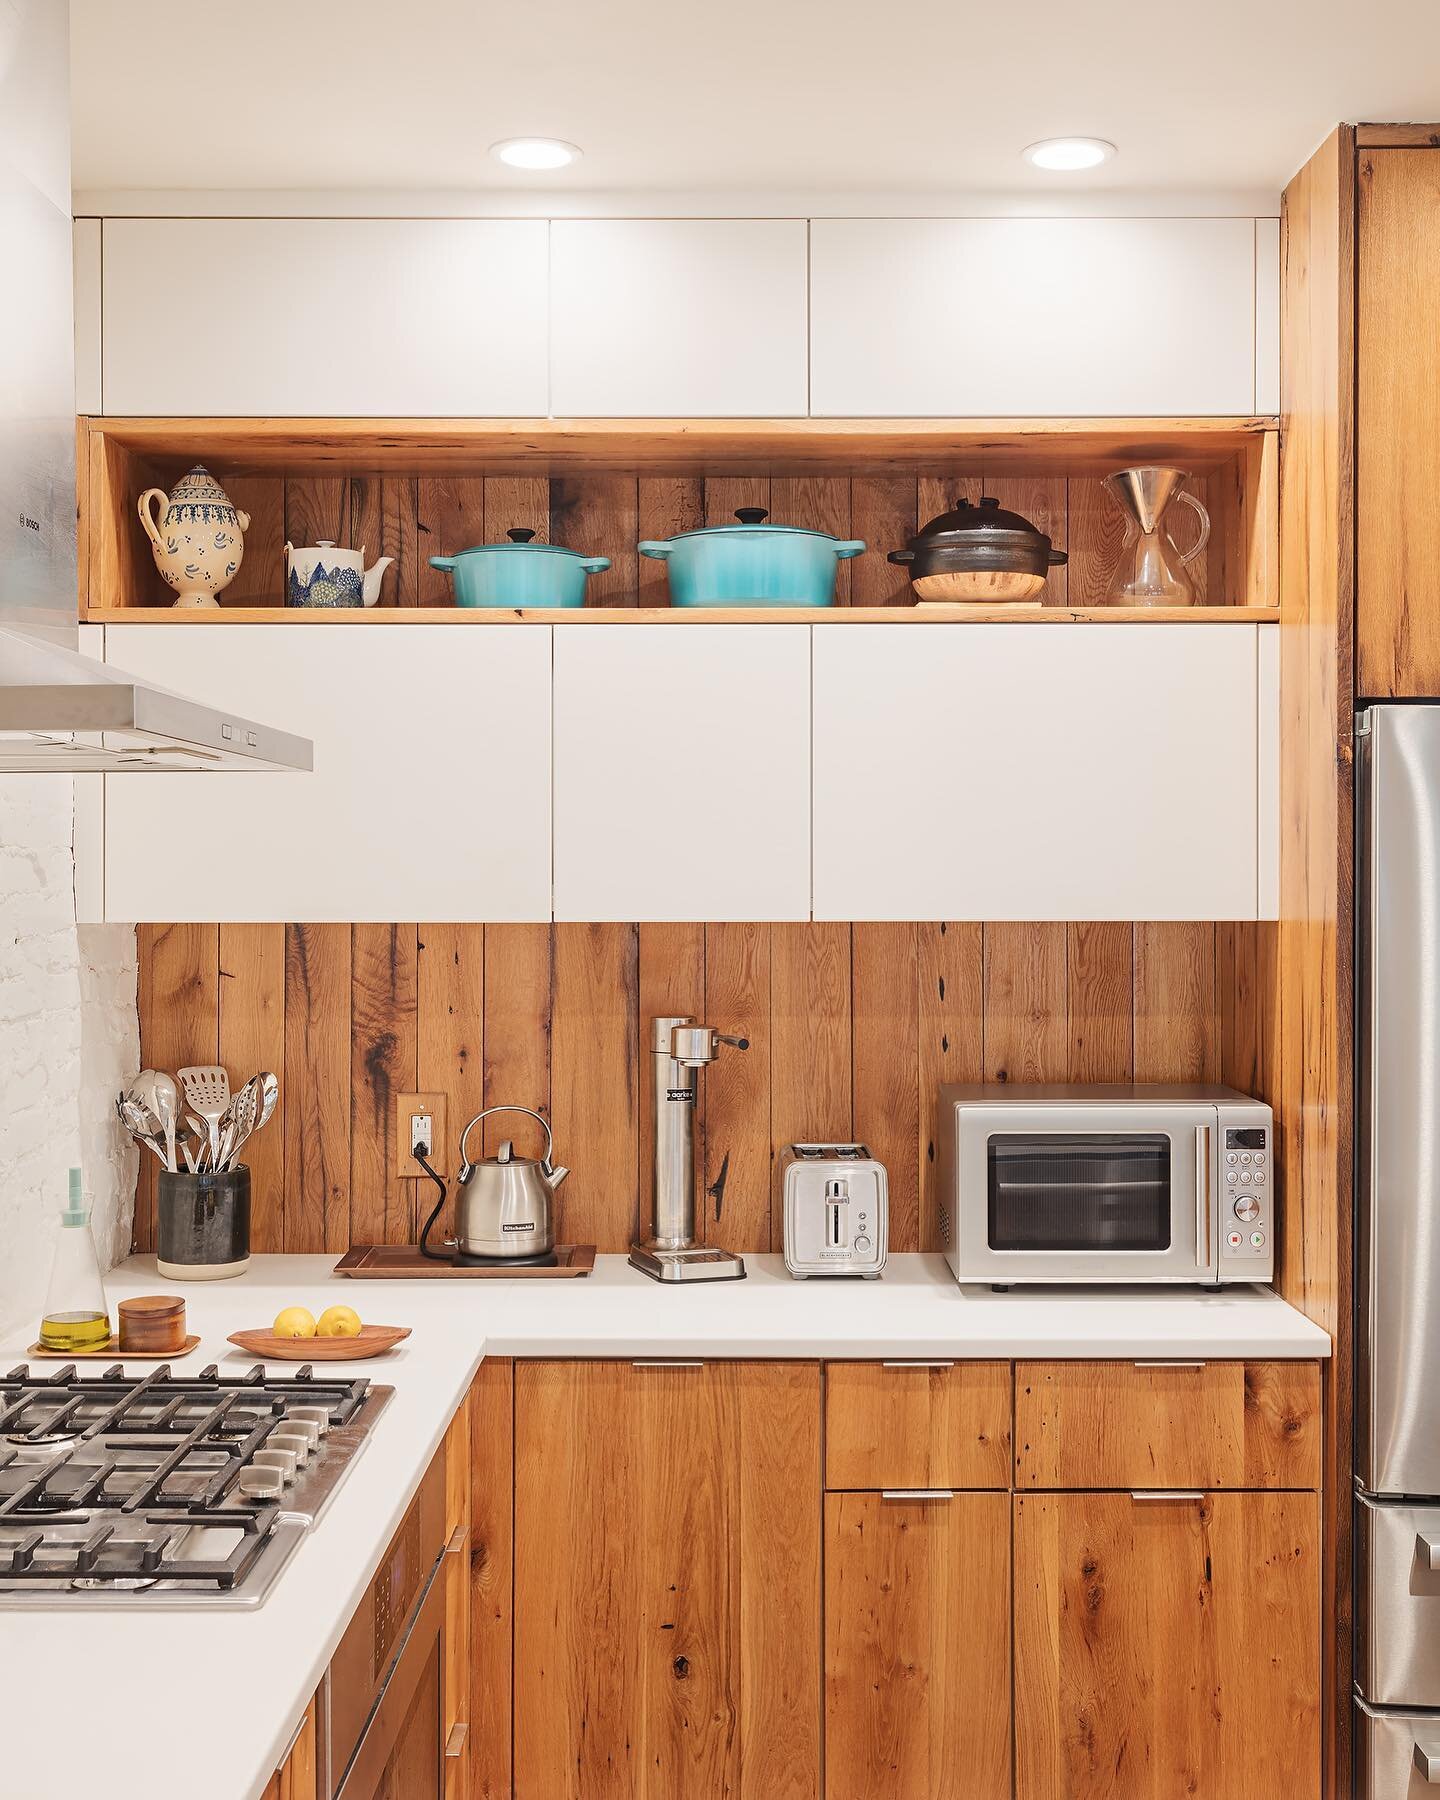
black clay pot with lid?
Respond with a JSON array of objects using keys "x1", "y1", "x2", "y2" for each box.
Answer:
[{"x1": 888, "y1": 495, "x2": 1067, "y2": 605}]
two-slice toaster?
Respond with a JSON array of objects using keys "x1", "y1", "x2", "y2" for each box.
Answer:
[{"x1": 781, "y1": 1143, "x2": 888, "y2": 1278}]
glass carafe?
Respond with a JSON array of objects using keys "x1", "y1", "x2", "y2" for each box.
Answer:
[
  {"x1": 39, "y1": 1168, "x2": 111, "y2": 1352},
  {"x1": 1103, "y1": 466, "x2": 1211, "y2": 605}
]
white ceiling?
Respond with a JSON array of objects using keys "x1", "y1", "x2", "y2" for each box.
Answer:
[{"x1": 68, "y1": 0, "x2": 1440, "y2": 201}]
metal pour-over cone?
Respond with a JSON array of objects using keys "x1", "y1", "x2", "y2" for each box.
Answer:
[{"x1": 1103, "y1": 466, "x2": 1189, "y2": 535}]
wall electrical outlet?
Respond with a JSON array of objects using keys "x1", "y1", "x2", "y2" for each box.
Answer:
[{"x1": 396, "y1": 1092, "x2": 447, "y2": 1176}]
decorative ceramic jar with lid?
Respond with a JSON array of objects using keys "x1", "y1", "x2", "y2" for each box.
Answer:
[{"x1": 137, "y1": 466, "x2": 250, "y2": 609}]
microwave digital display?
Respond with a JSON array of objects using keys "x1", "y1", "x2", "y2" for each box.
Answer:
[
  {"x1": 1225, "y1": 1126, "x2": 1267, "y2": 1149},
  {"x1": 986, "y1": 1132, "x2": 1172, "y2": 1253}
]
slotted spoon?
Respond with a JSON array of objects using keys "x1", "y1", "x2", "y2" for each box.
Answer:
[{"x1": 178, "y1": 1065, "x2": 230, "y2": 1169}]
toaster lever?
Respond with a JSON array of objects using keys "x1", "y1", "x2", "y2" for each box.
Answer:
[{"x1": 825, "y1": 1176, "x2": 849, "y2": 1249}]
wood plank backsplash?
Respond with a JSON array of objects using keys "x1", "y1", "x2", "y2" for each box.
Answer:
[
  {"x1": 134, "y1": 921, "x2": 1269, "y2": 1257},
  {"x1": 214, "y1": 468, "x2": 1244, "y2": 610}
]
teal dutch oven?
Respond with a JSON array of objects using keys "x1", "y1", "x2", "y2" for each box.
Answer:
[
  {"x1": 638, "y1": 508, "x2": 866, "y2": 607},
  {"x1": 429, "y1": 528, "x2": 610, "y2": 608}
]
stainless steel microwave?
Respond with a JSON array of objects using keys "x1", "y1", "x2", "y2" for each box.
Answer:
[{"x1": 937, "y1": 1084, "x2": 1274, "y2": 1287}]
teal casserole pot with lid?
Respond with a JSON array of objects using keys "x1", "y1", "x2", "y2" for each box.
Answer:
[
  {"x1": 429, "y1": 528, "x2": 610, "y2": 609},
  {"x1": 638, "y1": 508, "x2": 866, "y2": 607}
]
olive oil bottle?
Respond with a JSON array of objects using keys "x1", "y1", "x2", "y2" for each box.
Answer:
[{"x1": 39, "y1": 1168, "x2": 111, "y2": 1352}]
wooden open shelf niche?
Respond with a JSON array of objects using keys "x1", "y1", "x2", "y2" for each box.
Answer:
[{"x1": 79, "y1": 416, "x2": 1279, "y2": 620}]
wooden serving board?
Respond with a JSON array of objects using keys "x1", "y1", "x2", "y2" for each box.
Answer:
[
  {"x1": 26, "y1": 1334, "x2": 202, "y2": 1361},
  {"x1": 334, "y1": 1243, "x2": 596, "y2": 1278}
]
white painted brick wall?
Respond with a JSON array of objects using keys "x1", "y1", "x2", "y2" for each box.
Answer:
[{"x1": 0, "y1": 776, "x2": 138, "y2": 1339}]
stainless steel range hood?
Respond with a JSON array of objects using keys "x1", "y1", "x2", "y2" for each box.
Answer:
[
  {"x1": 0, "y1": 629, "x2": 313, "y2": 771},
  {"x1": 0, "y1": 0, "x2": 313, "y2": 775}
]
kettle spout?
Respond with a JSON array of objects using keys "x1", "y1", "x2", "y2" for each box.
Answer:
[
  {"x1": 545, "y1": 1163, "x2": 570, "y2": 1190},
  {"x1": 361, "y1": 555, "x2": 394, "y2": 606}
]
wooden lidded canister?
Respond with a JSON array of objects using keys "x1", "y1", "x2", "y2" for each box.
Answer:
[{"x1": 118, "y1": 1294, "x2": 187, "y2": 1353}]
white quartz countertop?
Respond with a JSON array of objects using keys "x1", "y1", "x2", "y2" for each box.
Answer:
[{"x1": 2, "y1": 1253, "x2": 1329, "y2": 1800}]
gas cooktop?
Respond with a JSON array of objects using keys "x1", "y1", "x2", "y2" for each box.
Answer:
[{"x1": 0, "y1": 1361, "x2": 391, "y2": 1609}]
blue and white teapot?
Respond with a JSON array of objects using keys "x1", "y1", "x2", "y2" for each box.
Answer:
[
  {"x1": 138, "y1": 466, "x2": 249, "y2": 609},
  {"x1": 285, "y1": 540, "x2": 394, "y2": 608}
]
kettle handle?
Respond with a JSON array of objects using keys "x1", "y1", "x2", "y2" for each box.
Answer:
[{"x1": 457, "y1": 1104, "x2": 554, "y2": 1180}]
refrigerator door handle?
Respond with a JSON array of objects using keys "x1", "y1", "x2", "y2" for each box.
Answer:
[
  {"x1": 1415, "y1": 1742, "x2": 1440, "y2": 1783},
  {"x1": 1418, "y1": 1532, "x2": 1440, "y2": 1573},
  {"x1": 1195, "y1": 1124, "x2": 1212, "y2": 1270}
]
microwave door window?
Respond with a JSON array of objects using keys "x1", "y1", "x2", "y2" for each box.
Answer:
[{"x1": 987, "y1": 1133, "x2": 1173, "y2": 1251}]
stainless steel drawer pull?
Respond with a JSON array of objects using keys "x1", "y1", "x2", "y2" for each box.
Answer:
[
  {"x1": 1133, "y1": 1360, "x2": 1207, "y2": 1370},
  {"x1": 445, "y1": 1723, "x2": 470, "y2": 1760},
  {"x1": 1415, "y1": 1743, "x2": 1440, "y2": 1783},
  {"x1": 881, "y1": 1360, "x2": 955, "y2": 1370},
  {"x1": 1418, "y1": 1532, "x2": 1440, "y2": 1572},
  {"x1": 881, "y1": 1489, "x2": 955, "y2": 1501},
  {"x1": 1130, "y1": 1490, "x2": 1206, "y2": 1501},
  {"x1": 632, "y1": 1360, "x2": 705, "y2": 1369}
]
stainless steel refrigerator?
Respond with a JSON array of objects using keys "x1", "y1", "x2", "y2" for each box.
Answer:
[{"x1": 1356, "y1": 703, "x2": 1440, "y2": 1796}]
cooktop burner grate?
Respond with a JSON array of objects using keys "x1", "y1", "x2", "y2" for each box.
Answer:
[{"x1": 0, "y1": 1364, "x2": 388, "y2": 1605}]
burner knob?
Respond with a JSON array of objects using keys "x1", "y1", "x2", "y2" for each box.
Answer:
[
  {"x1": 269, "y1": 1430, "x2": 312, "y2": 1467},
  {"x1": 286, "y1": 1406, "x2": 331, "y2": 1438},
  {"x1": 277, "y1": 1416, "x2": 320, "y2": 1450},
  {"x1": 253, "y1": 1447, "x2": 299, "y2": 1484},
  {"x1": 236, "y1": 1465, "x2": 284, "y2": 1500}
]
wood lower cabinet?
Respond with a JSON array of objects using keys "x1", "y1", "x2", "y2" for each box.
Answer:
[
  {"x1": 513, "y1": 1360, "x2": 822, "y2": 1800},
  {"x1": 1014, "y1": 1489, "x2": 1322, "y2": 1800},
  {"x1": 262, "y1": 1698, "x2": 317, "y2": 1800},
  {"x1": 825, "y1": 1491, "x2": 1011, "y2": 1800}
]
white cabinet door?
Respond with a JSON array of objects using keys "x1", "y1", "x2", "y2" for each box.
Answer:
[
  {"x1": 102, "y1": 625, "x2": 552, "y2": 923},
  {"x1": 549, "y1": 220, "x2": 808, "y2": 416},
  {"x1": 809, "y1": 218, "x2": 1257, "y2": 416},
  {"x1": 553, "y1": 625, "x2": 810, "y2": 920},
  {"x1": 813, "y1": 623, "x2": 1262, "y2": 921},
  {"x1": 101, "y1": 220, "x2": 549, "y2": 415}
]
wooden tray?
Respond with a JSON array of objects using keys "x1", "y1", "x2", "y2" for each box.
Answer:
[
  {"x1": 334, "y1": 1243, "x2": 596, "y2": 1278},
  {"x1": 227, "y1": 1324, "x2": 411, "y2": 1361},
  {"x1": 25, "y1": 1334, "x2": 202, "y2": 1361}
]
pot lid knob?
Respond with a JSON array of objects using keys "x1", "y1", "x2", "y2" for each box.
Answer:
[
  {"x1": 734, "y1": 507, "x2": 769, "y2": 525},
  {"x1": 980, "y1": 496, "x2": 1000, "y2": 508},
  {"x1": 507, "y1": 527, "x2": 537, "y2": 543},
  {"x1": 497, "y1": 1138, "x2": 514, "y2": 1163}
]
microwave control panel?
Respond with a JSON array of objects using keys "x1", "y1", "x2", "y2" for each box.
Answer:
[{"x1": 1219, "y1": 1121, "x2": 1272, "y2": 1267}]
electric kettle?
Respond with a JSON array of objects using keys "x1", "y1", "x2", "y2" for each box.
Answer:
[{"x1": 450, "y1": 1105, "x2": 569, "y2": 1264}]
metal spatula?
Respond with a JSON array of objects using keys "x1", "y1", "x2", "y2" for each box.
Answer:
[{"x1": 178, "y1": 1065, "x2": 230, "y2": 1169}]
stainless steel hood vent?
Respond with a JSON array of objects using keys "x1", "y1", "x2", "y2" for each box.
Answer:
[
  {"x1": 0, "y1": 1, "x2": 313, "y2": 776},
  {"x1": 0, "y1": 629, "x2": 313, "y2": 772}
]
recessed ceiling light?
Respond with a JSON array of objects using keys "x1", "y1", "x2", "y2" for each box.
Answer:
[
  {"x1": 490, "y1": 137, "x2": 581, "y2": 172},
  {"x1": 1022, "y1": 137, "x2": 1116, "y2": 172}
]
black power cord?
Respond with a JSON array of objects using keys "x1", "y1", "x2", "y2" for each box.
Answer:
[{"x1": 413, "y1": 1140, "x2": 453, "y2": 1263}]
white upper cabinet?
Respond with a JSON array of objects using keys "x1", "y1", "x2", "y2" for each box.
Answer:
[
  {"x1": 101, "y1": 220, "x2": 549, "y2": 416},
  {"x1": 808, "y1": 218, "x2": 1258, "y2": 416},
  {"x1": 552, "y1": 625, "x2": 811, "y2": 920},
  {"x1": 812, "y1": 622, "x2": 1268, "y2": 922},
  {"x1": 101, "y1": 625, "x2": 552, "y2": 923},
  {"x1": 549, "y1": 220, "x2": 809, "y2": 416}
]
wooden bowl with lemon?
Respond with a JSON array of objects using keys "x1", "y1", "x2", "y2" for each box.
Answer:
[{"x1": 228, "y1": 1303, "x2": 410, "y2": 1361}]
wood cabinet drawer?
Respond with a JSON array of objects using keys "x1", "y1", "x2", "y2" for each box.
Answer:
[
  {"x1": 1014, "y1": 1360, "x2": 1321, "y2": 1490},
  {"x1": 825, "y1": 1360, "x2": 1011, "y2": 1490}
]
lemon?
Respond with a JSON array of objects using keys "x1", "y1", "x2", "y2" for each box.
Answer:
[
  {"x1": 271, "y1": 1305, "x2": 317, "y2": 1339},
  {"x1": 316, "y1": 1304, "x2": 363, "y2": 1338}
]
